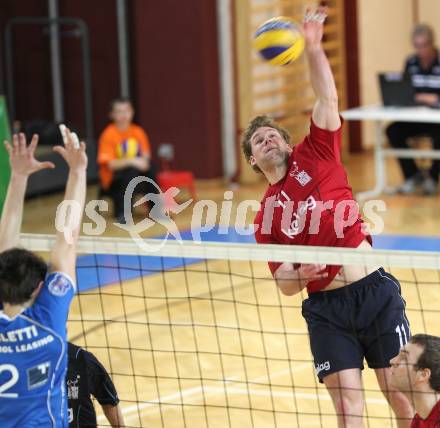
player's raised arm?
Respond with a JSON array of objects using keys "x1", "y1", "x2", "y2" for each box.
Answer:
[
  {"x1": 0, "y1": 133, "x2": 55, "y2": 252},
  {"x1": 303, "y1": 6, "x2": 341, "y2": 131},
  {"x1": 50, "y1": 127, "x2": 88, "y2": 281}
]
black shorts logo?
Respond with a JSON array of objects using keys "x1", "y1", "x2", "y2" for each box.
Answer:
[{"x1": 315, "y1": 361, "x2": 331, "y2": 376}]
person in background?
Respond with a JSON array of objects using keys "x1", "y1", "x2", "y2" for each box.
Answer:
[
  {"x1": 390, "y1": 334, "x2": 440, "y2": 427},
  {"x1": 97, "y1": 98, "x2": 159, "y2": 223},
  {"x1": 386, "y1": 24, "x2": 440, "y2": 195},
  {"x1": 67, "y1": 342, "x2": 125, "y2": 428}
]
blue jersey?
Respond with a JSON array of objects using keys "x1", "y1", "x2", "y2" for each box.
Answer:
[{"x1": 0, "y1": 272, "x2": 75, "y2": 428}]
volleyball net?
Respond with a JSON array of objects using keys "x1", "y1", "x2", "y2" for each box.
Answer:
[{"x1": 21, "y1": 233, "x2": 440, "y2": 428}]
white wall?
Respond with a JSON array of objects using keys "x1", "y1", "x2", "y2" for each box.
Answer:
[
  {"x1": 419, "y1": 0, "x2": 440, "y2": 33},
  {"x1": 358, "y1": 0, "x2": 414, "y2": 146}
]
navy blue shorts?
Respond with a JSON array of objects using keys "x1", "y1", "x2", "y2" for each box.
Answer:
[{"x1": 301, "y1": 268, "x2": 411, "y2": 382}]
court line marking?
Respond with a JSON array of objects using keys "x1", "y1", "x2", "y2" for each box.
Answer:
[
  {"x1": 103, "y1": 362, "x2": 392, "y2": 425},
  {"x1": 120, "y1": 387, "x2": 388, "y2": 425},
  {"x1": 93, "y1": 318, "x2": 397, "y2": 428},
  {"x1": 97, "y1": 362, "x2": 312, "y2": 424},
  {"x1": 70, "y1": 317, "x2": 306, "y2": 335},
  {"x1": 70, "y1": 270, "x2": 296, "y2": 342},
  {"x1": 90, "y1": 257, "x2": 383, "y2": 426}
]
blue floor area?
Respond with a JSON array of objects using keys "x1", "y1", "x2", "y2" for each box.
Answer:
[
  {"x1": 372, "y1": 234, "x2": 440, "y2": 252},
  {"x1": 76, "y1": 227, "x2": 440, "y2": 292},
  {"x1": 76, "y1": 227, "x2": 254, "y2": 292}
]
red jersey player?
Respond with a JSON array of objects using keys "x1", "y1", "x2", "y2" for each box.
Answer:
[
  {"x1": 390, "y1": 335, "x2": 440, "y2": 427},
  {"x1": 241, "y1": 6, "x2": 414, "y2": 428}
]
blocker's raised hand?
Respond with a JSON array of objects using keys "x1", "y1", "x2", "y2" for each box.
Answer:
[
  {"x1": 53, "y1": 125, "x2": 88, "y2": 172},
  {"x1": 4, "y1": 133, "x2": 55, "y2": 177}
]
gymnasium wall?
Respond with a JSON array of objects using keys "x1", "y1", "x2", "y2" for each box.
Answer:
[
  {"x1": 419, "y1": 0, "x2": 440, "y2": 23},
  {"x1": 58, "y1": 0, "x2": 120, "y2": 137},
  {"x1": 357, "y1": 0, "x2": 440, "y2": 147},
  {"x1": 0, "y1": 0, "x2": 119, "y2": 140},
  {"x1": 0, "y1": 1, "x2": 53, "y2": 121},
  {"x1": 129, "y1": 0, "x2": 223, "y2": 178},
  {"x1": 0, "y1": 0, "x2": 222, "y2": 179}
]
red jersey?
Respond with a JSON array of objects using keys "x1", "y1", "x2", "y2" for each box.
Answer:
[
  {"x1": 254, "y1": 118, "x2": 371, "y2": 293},
  {"x1": 411, "y1": 401, "x2": 440, "y2": 427}
]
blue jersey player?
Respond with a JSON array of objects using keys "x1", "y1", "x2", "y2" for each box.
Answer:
[{"x1": 0, "y1": 129, "x2": 87, "y2": 427}]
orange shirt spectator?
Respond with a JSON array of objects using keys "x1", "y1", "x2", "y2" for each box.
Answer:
[
  {"x1": 97, "y1": 98, "x2": 158, "y2": 223},
  {"x1": 98, "y1": 123, "x2": 151, "y2": 189}
]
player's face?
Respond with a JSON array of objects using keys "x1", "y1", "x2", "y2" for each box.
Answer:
[
  {"x1": 389, "y1": 342, "x2": 424, "y2": 392},
  {"x1": 413, "y1": 34, "x2": 434, "y2": 62},
  {"x1": 249, "y1": 127, "x2": 292, "y2": 171},
  {"x1": 111, "y1": 102, "x2": 134, "y2": 128}
]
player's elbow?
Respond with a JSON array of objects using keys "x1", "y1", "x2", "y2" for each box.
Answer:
[
  {"x1": 275, "y1": 279, "x2": 302, "y2": 296},
  {"x1": 274, "y1": 264, "x2": 303, "y2": 296}
]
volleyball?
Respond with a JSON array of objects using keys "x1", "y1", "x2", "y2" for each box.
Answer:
[
  {"x1": 254, "y1": 17, "x2": 305, "y2": 66},
  {"x1": 116, "y1": 137, "x2": 141, "y2": 159}
]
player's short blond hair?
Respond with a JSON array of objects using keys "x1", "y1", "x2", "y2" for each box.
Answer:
[{"x1": 241, "y1": 115, "x2": 291, "y2": 173}]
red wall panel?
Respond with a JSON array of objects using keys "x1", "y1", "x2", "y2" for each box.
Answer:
[
  {"x1": 58, "y1": 0, "x2": 120, "y2": 136},
  {"x1": 1, "y1": 0, "x2": 223, "y2": 178},
  {"x1": 1, "y1": 0, "x2": 119, "y2": 138},
  {"x1": 0, "y1": 1, "x2": 52, "y2": 121},
  {"x1": 344, "y1": 0, "x2": 362, "y2": 152},
  {"x1": 130, "y1": 0, "x2": 222, "y2": 178}
]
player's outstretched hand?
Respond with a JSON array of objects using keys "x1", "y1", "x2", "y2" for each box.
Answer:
[
  {"x1": 4, "y1": 133, "x2": 55, "y2": 177},
  {"x1": 53, "y1": 125, "x2": 88, "y2": 172},
  {"x1": 303, "y1": 5, "x2": 328, "y2": 48}
]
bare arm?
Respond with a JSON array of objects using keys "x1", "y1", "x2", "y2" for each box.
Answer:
[
  {"x1": 108, "y1": 156, "x2": 149, "y2": 172},
  {"x1": 50, "y1": 128, "x2": 88, "y2": 281},
  {"x1": 0, "y1": 134, "x2": 54, "y2": 252},
  {"x1": 102, "y1": 404, "x2": 125, "y2": 428},
  {"x1": 274, "y1": 263, "x2": 328, "y2": 296},
  {"x1": 0, "y1": 174, "x2": 28, "y2": 253},
  {"x1": 415, "y1": 92, "x2": 440, "y2": 106},
  {"x1": 303, "y1": 7, "x2": 341, "y2": 131},
  {"x1": 108, "y1": 158, "x2": 136, "y2": 171}
]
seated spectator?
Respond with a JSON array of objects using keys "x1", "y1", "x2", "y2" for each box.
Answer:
[
  {"x1": 97, "y1": 98, "x2": 159, "y2": 223},
  {"x1": 386, "y1": 24, "x2": 440, "y2": 195},
  {"x1": 390, "y1": 334, "x2": 440, "y2": 427}
]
